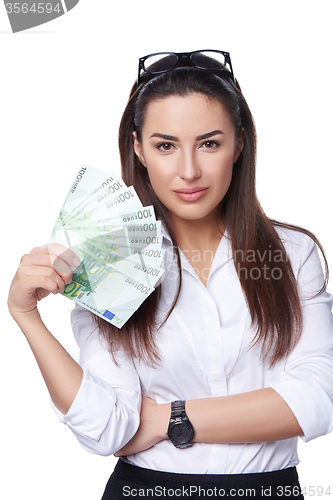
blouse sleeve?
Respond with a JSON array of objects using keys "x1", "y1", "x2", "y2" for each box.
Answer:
[
  {"x1": 270, "y1": 232, "x2": 333, "y2": 442},
  {"x1": 50, "y1": 305, "x2": 141, "y2": 456}
]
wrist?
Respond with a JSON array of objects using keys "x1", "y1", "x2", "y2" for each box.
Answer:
[
  {"x1": 157, "y1": 402, "x2": 171, "y2": 441},
  {"x1": 9, "y1": 306, "x2": 43, "y2": 330}
]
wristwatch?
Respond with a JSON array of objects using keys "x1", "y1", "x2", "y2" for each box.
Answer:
[{"x1": 167, "y1": 400, "x2": 194, "y2": 449}]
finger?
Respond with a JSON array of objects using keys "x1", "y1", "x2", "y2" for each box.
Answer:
[
  {"x1": 20, "y1": 253, "x2": 73, "y2": 285},
  {"x1": 19, "y1": 264, "x2": 67, "y2": 294},
  {"x1": 30, "y1": 243, "x2": 81, "y2": 268}
]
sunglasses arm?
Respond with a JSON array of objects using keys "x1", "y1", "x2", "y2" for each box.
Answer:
[{"x1": 227, "y1": 56, "x2": 236, "y2": 84}]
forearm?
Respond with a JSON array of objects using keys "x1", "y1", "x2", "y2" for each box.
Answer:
[
  {"x1": 184, "y1": 388, "x2": 303, "y2": 443},
  {"x1": 154, "y1": 388, "x2": 303, "y2": 444},
  {"x1": 13, "y1": 308, "x2": 83, "y2": 415}
]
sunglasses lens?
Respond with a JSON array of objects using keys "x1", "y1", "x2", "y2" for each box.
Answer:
[
  {"x1": 143, "y1": 53, "x2": 178, "y2": 74},
  {"x1": 191, "y1": 51, "x2": 226, "y2": 70}
]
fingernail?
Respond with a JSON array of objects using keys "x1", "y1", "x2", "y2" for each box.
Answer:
[{"x1": 72, "y1": 257, "x2": 81, "y2": 268}]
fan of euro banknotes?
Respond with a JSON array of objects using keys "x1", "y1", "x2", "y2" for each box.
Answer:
[{"x1": 50, "y1": 164, "x2": 164, "y2": 328}]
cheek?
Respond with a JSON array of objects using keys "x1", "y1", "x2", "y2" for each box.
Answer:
[
  {"x1": 145, "y1": 153, "x2": 173, "y2": 183},
  {"x1": 209, "y1": 159, "x2": 235, "y2": 202},
  {"x1": 145, "y1": 164, "x2": 170, "y2": 196},
  {"x1": 212, "y1": 154, "x2": 235, "y2": 183}
]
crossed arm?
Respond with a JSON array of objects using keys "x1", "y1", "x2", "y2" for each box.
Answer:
[{"x1": 114, "y1": 390, "x2": 303, "y2": 457}]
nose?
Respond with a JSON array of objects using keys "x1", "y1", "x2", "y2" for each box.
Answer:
[{"x1": 178, "y1": 149, "x2": 202, "y2": 181}]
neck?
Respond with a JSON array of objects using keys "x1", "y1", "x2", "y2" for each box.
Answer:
[
  {"x1": 169, "y1": 211, "x2": 225, "y2": 252},
  {"x1": 167, "y1": 210, "x2": 225, "y2": 287}
]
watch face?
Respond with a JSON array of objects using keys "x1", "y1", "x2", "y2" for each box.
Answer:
[{"x1": 169, "y1": 421, "x2": 194, "y2": 445}]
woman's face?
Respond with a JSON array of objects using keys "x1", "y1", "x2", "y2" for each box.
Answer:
[{"x1": 133, "y1": 93, "x2": 243, "y2": 226}]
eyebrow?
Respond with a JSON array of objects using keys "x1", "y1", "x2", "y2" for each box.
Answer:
[{"x1": 149, "y1": 130, "x2": 224, "y2": 141}]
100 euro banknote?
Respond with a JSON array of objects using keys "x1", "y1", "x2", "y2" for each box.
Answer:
[{"x1": 50, "y1": 164, "x2": 164, "y2": 328}]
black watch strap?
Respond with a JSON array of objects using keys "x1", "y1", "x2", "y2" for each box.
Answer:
[{"x1": 171, "y1": 400, "x2": 187, "y2": 419}]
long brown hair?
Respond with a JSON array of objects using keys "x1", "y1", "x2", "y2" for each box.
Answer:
[{"x1": 93, "y1": 61, "x2": 329, "y2": 368}]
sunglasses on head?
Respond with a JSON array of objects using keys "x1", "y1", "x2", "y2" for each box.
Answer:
[{"x1": 137, "y1": 50, "x2": 235, "y2": 88}]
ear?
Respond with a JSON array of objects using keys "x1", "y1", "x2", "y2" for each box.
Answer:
[
  {"x1": 132, "y1": 131, "x2": 146, "y2": 167},
  {"x1": 233, "y1": 127, "x2": 245, "y2": 164}
]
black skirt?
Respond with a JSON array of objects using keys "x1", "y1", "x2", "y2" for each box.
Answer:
[{"x1": 101, "y1": 459, "x2": 304, "y2": 499}]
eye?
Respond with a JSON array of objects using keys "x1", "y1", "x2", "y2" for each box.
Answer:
[
  {"x1": 156, "y1": 142, "x2": 175, "y2": 152},
  {"x1": 201, "y1": 140, "x2": 220, "y2": 149}
]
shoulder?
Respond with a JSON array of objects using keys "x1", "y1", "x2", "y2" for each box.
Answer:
[
  {"x1": 274, "y1": 224, "x2": 316, "y2": 259},
  {"x1": 70, "y1": 304, "x2": 108, "y2": 352},
  {"x1": 273, "y1": 224, "x2": 324, "y2": 284},
  {"x1": 71, "y1": 303, "x2": 95, "y2": 336}
]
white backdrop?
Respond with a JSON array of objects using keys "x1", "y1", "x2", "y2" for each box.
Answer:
[{"x1": 1, "y1": 1, "x2": 332, "y2": 499}]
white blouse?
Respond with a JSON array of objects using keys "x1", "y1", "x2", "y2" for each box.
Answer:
[{"x1": 51, "y1": 226, "x2": 333, "y2": 474}]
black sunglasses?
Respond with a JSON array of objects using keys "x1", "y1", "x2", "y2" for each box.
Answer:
[{"x1": 137, "y1": 50, "x2": 235, "y2": 88}]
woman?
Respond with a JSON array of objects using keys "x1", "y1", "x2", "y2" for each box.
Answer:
[{"x1": 8, "y1": 51, "x2": 333, "y2": 499}]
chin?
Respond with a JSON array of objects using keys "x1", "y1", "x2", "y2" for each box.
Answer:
[{"x1": 172, "y1": 210, "x2": 216, "y2": 222}]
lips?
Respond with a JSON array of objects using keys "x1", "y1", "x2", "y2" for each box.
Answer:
[{"x1": 173, "y1": 187, "x2": 209, "y2": 201}]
